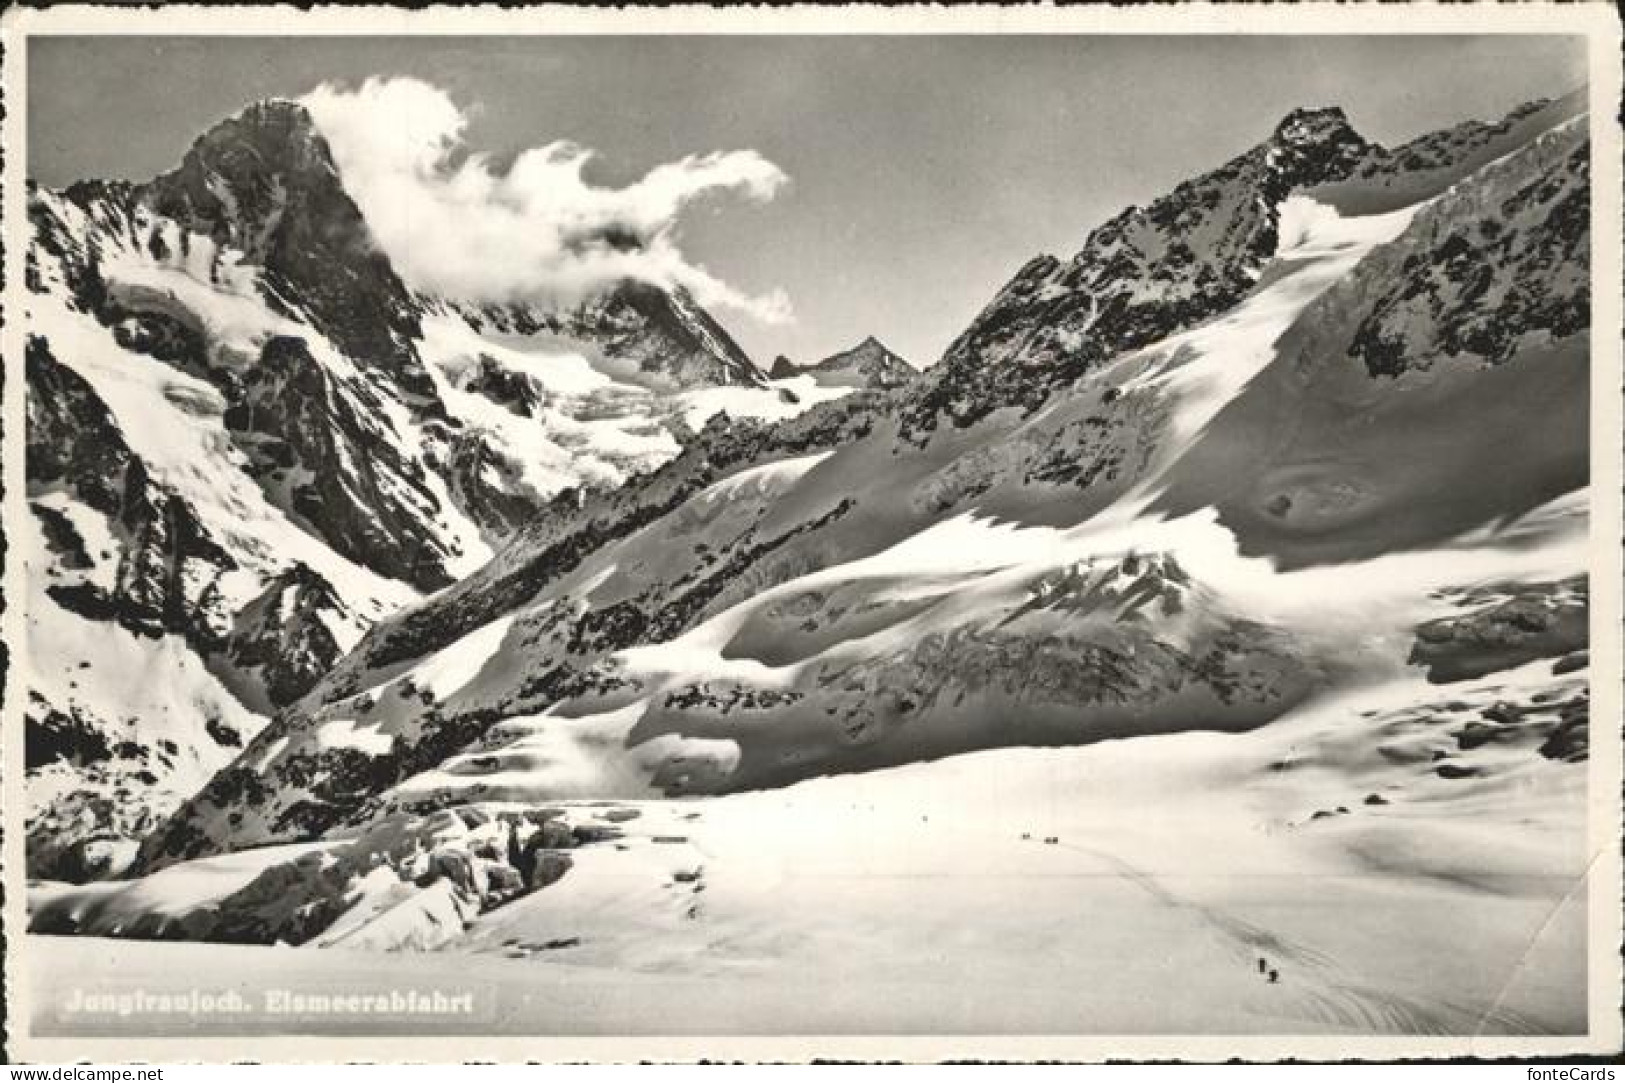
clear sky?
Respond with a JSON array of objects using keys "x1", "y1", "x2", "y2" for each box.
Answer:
[{"x1": 29, "y1": 35, "x2": 1587, "y2": 369}]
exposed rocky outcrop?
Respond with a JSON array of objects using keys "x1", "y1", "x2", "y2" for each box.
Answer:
[
  {"x1": 219, "y1": 563, "x2": 356, "y2": 709},
  {"x1": 459, "y1": 354, "x2": 547, "y2": 416},
  {"x1": 33, "y1": 803, "x2": 628, "y2": 949},
  {"x1": 1345, "y1": 125, "x2": 1588, "y2": 377},
  {"x1": 1410, "y1": 577, "x2": 1588, "y2": 684},
  {"x1": 224, "y1": 335, "x2": 459, "y2": 592},
  {"x1": 771, "y1": 336, "x2": 916, "y2": 389}
]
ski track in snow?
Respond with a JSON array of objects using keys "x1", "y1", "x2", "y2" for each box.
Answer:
[{"x1": 1026, "y1": 835, "x2": 1543, "y2": 1037}]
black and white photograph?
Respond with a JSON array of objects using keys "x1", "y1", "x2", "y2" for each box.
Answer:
[{"x1": 2, "y1": 3, "x2": 1620, "y2": 1064}]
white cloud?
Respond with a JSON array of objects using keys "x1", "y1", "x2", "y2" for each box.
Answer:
[{"x1": 300, "y1": 76, "x2": 792, "y2": 322}]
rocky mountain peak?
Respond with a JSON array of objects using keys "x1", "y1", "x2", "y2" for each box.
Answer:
[
  {"x1": 195, "y1": 98, "x2": 328, "y2": 164},
  {"x1": 772, "y1": 335, "x2": 915, "y2": 390},
  {"x1": 458, "y1": 278, "x2": 765, "y2": 391},
  {"x1": 1271, "y1": 105, "x2": 1361, "y2": 149},
  {"x1": 833, "y1": 335, "x2": 910, "y2": 373},
  {"x1": 1263, "y1": 106, "x2": 1371, "y2": 195},
  {"x1": 610, "y1": 281, "x2": 764, "y2": 387},
  {"x1": 139, "y1": 97, "x2": 434, "y2": 396},
  {"x1": 906, "y1": 96, "x2": 1567, "y2": 440},
  {"x1": 144, "y1": 99, "x2": 336, "y2": 259}
]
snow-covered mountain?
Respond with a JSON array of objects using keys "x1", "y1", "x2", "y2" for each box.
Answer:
[
  {"x1": 21, "y1": 99, "x2": 837, "y2": 880},
  {"x1": 448, "y1": 281, "x2": 767, "y2": 392},
  {"x1": 25, "y1": 90, "x2": 1595, "y2": 1034},
  {"x1": 97, "y1": 88, "x2": 1592, "y2": 947},
  {"x1": 768, "y1": 336, "x2": 916, "y2": 389},
  {"x1": 906, "y1": 92, "x2": 1585, "y2": 438}
]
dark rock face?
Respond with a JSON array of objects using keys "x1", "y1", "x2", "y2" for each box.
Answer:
[
  {"x1": 24, "y1": 331, "x2": 301, "y2": 880},
  {"x1": 597, "y1": 280, "x2": 764, "y2": 387},
  {"x1": 1349, "y1": 139, "x2": 1589, "y2": 377},
  {"x1": 25, "y1": 334, "x2": 138, "y2": 519},
  {"x1": 27, "y1": 178, "x2": 131, "y2": 318},
  {"x1": 29, "y1": 177, "x2": 471, "y2": 593},
  {"x1": 221, "y1": 563, "x2": 353, "y2": 708},
  {"x1": 141, "y1": 100, "x2": 437, "y2": 401},
  {"x1": 26, "y1": 695, "x2": 113, "y2": 772},
  {"x1": 1410, "y1": 577, "x2": 1588, "y2": 684},
  {"x1": 441, "y1": 430, "x2": 552, "y2": 542},
  {"x1": 27, "y1": 335, "x2": 237, "y2": 650},
  {"x1": 224, "y1": 335, "x2": 459, "y2": 591},
  {"x1": 461, "y1": 355, "x2": 546, "y2": 416}
]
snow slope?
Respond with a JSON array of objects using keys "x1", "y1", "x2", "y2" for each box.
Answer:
[{"x1": 31, "y1": 660, "x2": 1589, "y2": 1036}]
